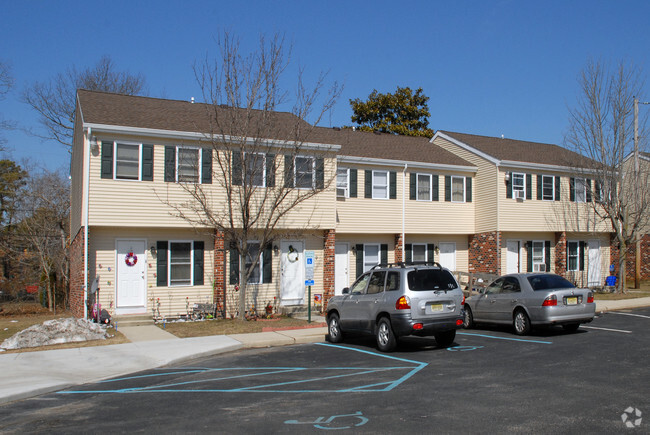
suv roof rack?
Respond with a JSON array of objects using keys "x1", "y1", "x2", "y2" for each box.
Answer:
[{"x1": 370, "y1": 261, "x2": 443, "y2": 270}]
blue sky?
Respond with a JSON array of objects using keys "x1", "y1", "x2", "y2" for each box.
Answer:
[{"x1": 1, "y1": 0, "x2": 650, "y2": 171}]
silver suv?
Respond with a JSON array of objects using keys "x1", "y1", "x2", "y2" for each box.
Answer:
[{"x1": 326, "y1": 262, "x2": 465, "y2": 352}]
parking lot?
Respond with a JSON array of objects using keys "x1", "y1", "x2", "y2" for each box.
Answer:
[{"x1": 0, "y1": 307, "x2": 648, "y2": 433}]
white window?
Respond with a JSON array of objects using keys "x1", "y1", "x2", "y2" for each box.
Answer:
[
  {"x1": 295, "y1": 156, "x2": 314, "y2": 188},
  {"x1": 567, "y1": 241, "x2": 579, "y2": 271},
  {"x1": 574, "y1": 177, "x2": 587, "y2": 202},
  {"x1": 532, "y1": 241, "x2": 546, "y2": 272},
  {"x1": 542, "y1": 175, "x2": 555, "y2": 201},
  {"x1": 372, "y1": 171, "x2": 389, "y2": 199},
  {"x1": 177, "y1": 146, "x2": 200, "y2": 183},
  {"x1": 412, "y1": 243, "x2": 427, "y2": 262},
  {"x1": 337, "y1": 167, "x2": 349, "y2": 198},
  {"x1": 363, "y1": 244, "x2": 380, "y2": 272},
  {"x1": 417, "y1": 173, "x2": 432, "y2": 201},
  {"x1": 245, "y1": 241, "x2": 263, "y2": 284},
  {"x1": 169, "y1": 241, "x2": 193, "y2": 286},
  {"x1": 115, "y1": 143, "x2": 141, "y2": 180},
  {"x1": 244, "y1": 152, "x2": 265, "y2": 187},
  {"x1": 451, "y1": 176, "x2": 465, "y2": 202},
  {"x1": 512, "y1": 172, "x2": 525, "y2": 198}
]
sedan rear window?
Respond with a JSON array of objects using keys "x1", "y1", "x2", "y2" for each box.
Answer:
[
  {"x1": 527, "y1": 274, "x2": 575, "y2": 291},
  {"x1": 407, "y1": 269, "x2": 458, "y2": 291}
]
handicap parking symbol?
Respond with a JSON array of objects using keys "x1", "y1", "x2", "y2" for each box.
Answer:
[{"x1": 285, "y1": 411, "x2": 369, "y2": 430}]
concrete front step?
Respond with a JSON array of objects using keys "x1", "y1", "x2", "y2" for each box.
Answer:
[
  {"x1": 280, "y1": 305, "x2": 324, "y2": 318},
  {"x1": 113, "y1": 314, "x2": 155, "y2": 327}
]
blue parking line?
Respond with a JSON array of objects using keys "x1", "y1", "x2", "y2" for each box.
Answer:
[{"x1": 458, "y1": 332, "x2": 552, "y2": 344}]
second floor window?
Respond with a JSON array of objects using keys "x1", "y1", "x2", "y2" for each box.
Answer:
[
  {"x1": 245, "y1": 152, "x2": 266, "y2": 187},
  {"x1": 295, "y1": 156, "x2": 315, "y2": 188},
  {"x1": 177, "y1": 147, "x2": 200, "y2": 183},
  {"x1": 451, "y1": 176, "x2": 465, "y2": 202},
  {"x1": 373, "y1": 170, "x2": 389, "y2": 199},
  {"x1": 115, "y1": 143, "x2": 140, "y2": 180},
  {"x1": 417, "y1": 174, "x2": 432, "y2": 201},
  {"x1": 165, "y1": 145, "x2": 212, "y2": 184},
  {"x1": 512, "y1": 172, "x2": 525, "y2": 198},
  {"x1": 573, "y1": 177, "x2": 587, "y2": 203},
  {"x1": 337, "y1": 167, "x2": 349, "y2": 198}
]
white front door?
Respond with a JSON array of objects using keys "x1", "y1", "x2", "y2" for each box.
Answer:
[
  {"x1": 439, "y1": 243, "x2": 456, "y2": 271},
  {"x1": 588, "y1": 239, "x2": 602, "y2": 287},
  {"x1": 507, "y1": 240, "x2": 520, "y2": 274},
  {"x1": 116, "y1": 239, "x2": 146, "y2": 313},
  {"x1": 335, "y1": 243, "x2": 349, "y2": 296},
  {"x1": 280, "y1": 241, "x2": 305, "y2": 305}
]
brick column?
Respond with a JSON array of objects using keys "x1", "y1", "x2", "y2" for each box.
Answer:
[
  {"x1": 468, "y1": 231, "x2": 500, "y2": 274},
  {"x1": 214, "y1": 230, "x2": 226, "y2": 318},
  {"x1": 69, "y1": 228, "x2": 86, "y2": 318},
  {"x1": 394, "y1": 233, "x2": 403, "y2": 263},
  {"x1": 554, "y1": 232, "x2": 567, "y2": 277},
  {"x1": 323, "y1": 229, "x2": 336, "y2": 311}
]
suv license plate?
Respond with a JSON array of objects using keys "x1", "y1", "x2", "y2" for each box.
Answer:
[
  {"x1": 566, "y1": 297, "x2": 578, "y2": 305},
  {"x1": 431, "y1": 304, "x2": 443, "y2": 312}
]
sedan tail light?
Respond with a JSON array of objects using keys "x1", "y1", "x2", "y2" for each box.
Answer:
[
  {"x1": 542, "y1": 294, "x2": 557, "y2": 306},
  {"x1": 587, "y1": 292, "x2": 594, "y2": 303},
  {"x1": 396, "y1": 295, "x2": 411, "y2": 310}
]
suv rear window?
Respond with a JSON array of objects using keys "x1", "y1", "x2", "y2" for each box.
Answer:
[
  {"x1": 527, "y1": 274, "x2": 576, "y2": 291},
  {"x1": 407, "y1": 269, "x2": 458, "y2": 291}
]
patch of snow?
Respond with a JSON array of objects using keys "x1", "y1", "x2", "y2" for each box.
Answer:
[{"x1": 0, "y1": 317, "x2": 109, "y2": 350}]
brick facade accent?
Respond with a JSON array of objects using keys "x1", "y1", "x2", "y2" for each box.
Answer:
[
  {"x1": 611, "y1": 234, "x2": 650, "y2": 281},
  {"x1": 554, "y1": 232, "x2": 567, "y2": 277},
  {"x1": 213, "y1": 230, "x2": 226, "y2": 317},
  {"x1": 323, "y1": 229, "x2": 336, "y2": 311},
  {"x1": 394, "y1": 233, "x2": 403, "y2": 263},
  {"x1": 469, "y1": 231, "x2": 500, "y2": 274},
  {"x1": 69, "y1": 228, "x2": 86, "y2": 318}
]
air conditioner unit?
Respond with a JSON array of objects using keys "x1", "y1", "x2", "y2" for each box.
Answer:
[
  {"x1": 533, "y1": 263, "x2": 546, "y2": 272},
  {"x1": 514, "y1": 190, "x2": 525, "y2": 200}
]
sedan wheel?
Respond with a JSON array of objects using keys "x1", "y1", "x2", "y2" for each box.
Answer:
[
  {"x1": 327, "y1": 313, "x2": 343, "y2": 343},
  {"x1": 376, "y1": 317, "x2": 397, "y2": 352},
  {"x1": 513, "y1": 310, "x2": 531, "y2": 336}
]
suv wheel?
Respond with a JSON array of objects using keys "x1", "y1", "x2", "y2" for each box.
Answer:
[
  {"x1": 463, "y1": 307, "x2": 474, "y2": 329},
  {"x1": 327, "y1": 313, "x2": 343, "y2": 343},
  {"x1": 376, "y1": 317, "x2": 397, "y2": 352},
  {"x1": 434, "y1": 330, "x2": 456, "y2": 348}
]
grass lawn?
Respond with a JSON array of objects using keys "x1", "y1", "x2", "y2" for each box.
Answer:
[{"x1": 157, "y1": 316, "x2": 326, "y2": 338}]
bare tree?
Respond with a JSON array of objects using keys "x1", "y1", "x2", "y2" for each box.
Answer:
[
  {"x1": 565, "y1": 60, "x2": 649, "y2": 292},
  {"x1": 23, "y1": 55, "x2": 147, "y2": 148},
  {"x1": 163, "y1": 32, "x2": 341, "y2": 319},
  {"x1": 0, "y1": 60, "x2": 15, "y2": 148}
]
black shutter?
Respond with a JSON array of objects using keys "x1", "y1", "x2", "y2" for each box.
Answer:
[
  {"x1": 537, "y1": 175, "x2": 543, "y2": 200},
  {"x1": 101, "y1": 142, "x2": 113, "y2": 179},
  {"x1": 229, "y1": 245, "x2": 239, "y2": 284},
  {"x1": 349, "y1": 169, "x2": 358, "y2": 198},
  {"x1": 381, "y1": 244, "x2": 388, "y2": 265},
  {"x1": 193, "y1": 241, "x2": 204, "y2": 285},
  {"x1": 526, "y1": 241, "x2": 533, "y2": 272},
  {"x1": 432, "y1": 175, "x2": 439, "y2": 201},
  {"x1": 263, "y1": 244, "x2": 273, "y2": 283},
  {"x1": 142, "y1": 144, "x2": 153, "y2": 181},
  {"x1": 545, "y1": 241, "x2": 551, "y2": 272},
  {"x1": 315, "y1": 157, "x2": 325, "y2": 189},
  {"x1": 466, "y1": 177, "x2": 472, "y2": 202},
  {"x1": 266, "y1": 154, "x2": 275, "y2": 187},
  {"x1": 405, "y1": 244, "x2": 412, "y2": 263},
  {"x1": 555, "y1": 176, "x2": 561, "y2": 201},
  {"x1": 284, "y1": 155, "x2": 294, "y2": 188},
  {"x1": 156, "y1": 241, "x2": 168, "y2": 286},
  {"x1": 364, "y1": 170, "x2": 372, "y2": 198},
  {"x1": 355, "y1": 244, "x2": 364, "y2": 277},
  {"x1": 389, "y1": 171, "x2": 397, "y2": 199},
  {"x1": 445, "y1": 176, "x2": 451, "y2": 202},
  {"x1": 427, "y1": 244, "x2": 435, "y2": 262},
  {"x1": 579, "y1": 241, "x2": 585, "y2": 271},
  {"x1": 526, "y1": 174, "x2": 532, "y2": 200},
  {"x1": 586, "y1": 179, "x2": 592, "y2": 202},
  {"x1": 410, "y1": 173, "x2": 417, "y2": 200},
  {"x1": 201, "y1": 149, "x2": 212, "y2": 184},
  {"x1": 164, "y1": 146, "x2": 176, "y2": 182},
  {"x1": 506, "y1": 172, "x2": 513, "y2": 198},
  {"x1": 570, "y1": 177, "x2": 575, "y2": 202},
  {"x1": 232, "y1": 151, "x2": 242, "y2": 186}
]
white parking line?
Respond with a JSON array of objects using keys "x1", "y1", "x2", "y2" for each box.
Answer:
[
  {"x1": 607, "y1": 312, "x2": 650, "y2": 319},
  {"x1": 582, "y1": 326, "x2": 632, "y2": 333}
]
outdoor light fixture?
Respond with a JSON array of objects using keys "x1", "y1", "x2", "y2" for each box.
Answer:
[
  {"x1": 90, "y1": 137, "x2": 99, "y2": 155},
  {"x1": 150, "y1": 245, "x2": 157, "y2": 256},
  {"x1": 273, "y1": 245, "x2": 279, "y2": 255}
]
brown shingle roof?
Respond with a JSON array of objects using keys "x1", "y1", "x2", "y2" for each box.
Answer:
[
  {"x1": 77, "y1": 90, "x2": 474, "y2": 169},
  {"x1": 438, "y1": 131, "x2": 595, "y2": 168}
]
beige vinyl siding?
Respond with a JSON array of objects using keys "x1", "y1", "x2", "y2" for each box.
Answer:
[
  {"x1": 405, "y1": 233, "x2": 468, "y2": 272},
  {"x1": 70, "y1": 108, "x2": 86, "y2": 237},
  {"x1": 89, "y1": 227, "x2": 214, "y2": 319},
  {"x1": 432, "y1": 137, "x2": 497, "y2": 233},
  {"x1": 87, "y1": 138, "x2": 337, "y2": 229}
]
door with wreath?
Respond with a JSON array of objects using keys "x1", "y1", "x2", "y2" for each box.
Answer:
[
  {"x1": 116, "y1": 239, "x2": 147, "y2": 313},
  {"x1": 280, "y1": 241, "x2": 305, "y2": 305}
]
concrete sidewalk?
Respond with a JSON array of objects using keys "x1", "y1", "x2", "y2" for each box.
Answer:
[{"x1": 0, "y1": 299, "x2": 648, "y2": 405}]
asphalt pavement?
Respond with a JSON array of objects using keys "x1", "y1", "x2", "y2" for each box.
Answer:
[{"x1": 0, "y1": 298, "x2": 648, "y2": 406}]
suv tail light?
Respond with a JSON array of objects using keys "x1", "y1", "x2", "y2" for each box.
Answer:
[
  {"x1": 396, "y1": 295, "x2": 411, "y2": 310},
  {"x1": 587, "y1": 292, "x2": 594, "y2": 303},
  {"x1": 542, "y1": 295, "x2": 557, "y2": 306}
]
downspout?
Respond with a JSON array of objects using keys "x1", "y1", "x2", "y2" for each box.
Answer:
[
  {"x1": 495, "y1": 165, "x2": 501, "y2": 273},
  {"x1": 402, "y1": 163, "x2": 408, "y2": 262},
  {"x1": 83, "y1": 127, "x2": 91, "y2": 318}
]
